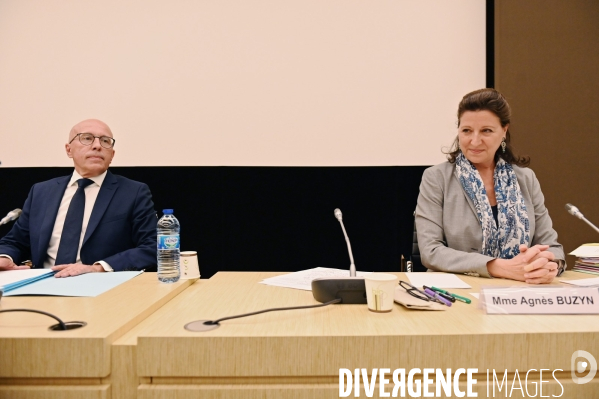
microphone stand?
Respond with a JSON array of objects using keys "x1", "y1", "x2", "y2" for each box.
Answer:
[
  {"x1": 578, "y1": 216, "x2": 599, "y2": 234},
  {"x1": 334, "y1": 209, "x2": 356, "y2": 277}
]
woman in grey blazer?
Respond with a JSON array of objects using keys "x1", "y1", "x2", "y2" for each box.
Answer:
[{"x1": 415, "y1": 89, "x2": 565, "y2": 284}]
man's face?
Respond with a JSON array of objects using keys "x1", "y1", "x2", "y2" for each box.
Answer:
[{"x1": 65, "y1": 119, "x2": 115, "y2": 178}]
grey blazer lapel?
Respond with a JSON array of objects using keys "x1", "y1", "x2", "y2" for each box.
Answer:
[{"x1": 83, "y1": 171, "x2": 118, "y2": 246}]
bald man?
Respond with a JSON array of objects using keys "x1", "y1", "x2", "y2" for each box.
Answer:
[{"x1": 0, "y1": 119, "x2": 157, "y2": 277}]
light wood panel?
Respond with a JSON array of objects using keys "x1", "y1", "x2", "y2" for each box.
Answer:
[
  {"x1": 111, "y1": 344, "x2": 138, "y2": 399},
  {"x1": 0, "y1": 385, "x2": 109, "y2": 399},
  {"x1": 0, "y1": 273, "x2": 194, "y2": 397},
  {"x1": 136, "y1": 379, "x2": 598, "y2": 399},
  {"x1": 111, "y1": 279, "x2": 208, "y2": 399},
  {"x1": 111, "y1": 271, "x2": 599, "y2": 398}
]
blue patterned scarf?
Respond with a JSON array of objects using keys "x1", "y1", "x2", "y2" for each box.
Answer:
[{"x1": 455, "y1": 152, "x2": 530, "y2": 259}]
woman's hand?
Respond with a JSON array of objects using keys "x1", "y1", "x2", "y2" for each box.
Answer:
[
  {"x1": 519, "y1": 244, "x2": 559, "y2": 283},
  {"x1": 487, "y1": 244, "x2": 558, "y2": 284}
]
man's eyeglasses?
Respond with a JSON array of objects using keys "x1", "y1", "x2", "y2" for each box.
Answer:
[{"x1": 69, "y1": 133, "x2": 116, "y2": 149}]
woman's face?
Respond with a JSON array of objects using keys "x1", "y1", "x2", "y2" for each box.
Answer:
[{"x1": 458, "y1": 110, "x2": 508, "y2": 169}]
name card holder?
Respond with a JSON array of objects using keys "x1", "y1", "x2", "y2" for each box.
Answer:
[{"x1": 480, "y1": 286, "x2": 599, "y2": 314}]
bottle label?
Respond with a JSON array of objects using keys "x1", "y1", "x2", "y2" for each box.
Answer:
[{"x1": 158, "y1": 234, "x2": 180, "y2": 250}]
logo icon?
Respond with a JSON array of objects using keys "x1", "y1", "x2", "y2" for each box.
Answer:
[
  {"x1": 164, "y1": 236, "x2": 178, "y2": 248},
  {"x1": 571, "y1": 350, "x2": 597, "y2": 384}
]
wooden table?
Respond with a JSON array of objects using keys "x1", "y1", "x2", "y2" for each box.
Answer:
[
  {"x1": 113, "y1": 271, "x2": 599, "y2": 398},
  {"x1": 0, "y1": 272, "x2": 194, "y2": 399}
]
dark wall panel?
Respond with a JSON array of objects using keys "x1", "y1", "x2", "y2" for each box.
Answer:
[
  {"x1": 495, "y1": 0, "x2": 599, "y2": 264},
  {"x1": 0, "y1": 166, "x2": 426, "y2": 278}
]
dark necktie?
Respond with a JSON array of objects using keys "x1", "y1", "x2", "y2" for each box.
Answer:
[{"x1": 55, "y1": 178, "x2": 94, "y2": 265}]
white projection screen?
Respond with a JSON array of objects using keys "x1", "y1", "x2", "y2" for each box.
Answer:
[{"x1": 0, "y1": 0, "x2": 486, "y2": 167}]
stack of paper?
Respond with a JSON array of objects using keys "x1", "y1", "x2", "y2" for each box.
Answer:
[{"x1": 570, "y1": 244, "x2": 599, "y2": 276}]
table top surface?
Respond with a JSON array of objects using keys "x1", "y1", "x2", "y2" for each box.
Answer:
[
  {"x1": 0, "y1": 272, "x2": 193, "y2": 339},
  {"x1": 121, "y1": 271, "x2": 599, "y2": 340},
  {"x1": 118, "y1": 271, "x2": 599, "y2": 377}
]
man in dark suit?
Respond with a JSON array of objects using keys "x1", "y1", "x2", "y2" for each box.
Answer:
[{"x1": 0, "y1": 119, "x2": 157, "y2": 277}]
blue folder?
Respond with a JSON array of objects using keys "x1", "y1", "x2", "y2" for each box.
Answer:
[
  {"x1": 3, "y1": 271, "x2": 143, "y2": 297},
  {"x1": 0, "y1": 270, "x2": 55, "y2": 292}
]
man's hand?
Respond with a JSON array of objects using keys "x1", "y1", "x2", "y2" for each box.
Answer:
[
  {"x1": 0, "y1": 257, "x2": 31, "y2": 271},
  {"x1": 52, "y1": 263, "x2": 104, "y2": 278}
]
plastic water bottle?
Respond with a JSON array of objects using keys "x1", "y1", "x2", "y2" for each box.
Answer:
[{"x1": 157, "y1": 209, "x2": 180, "y2": 283}]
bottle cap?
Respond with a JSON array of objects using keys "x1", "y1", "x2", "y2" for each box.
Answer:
[{"x1": 163, "y1": 209, "x2": 174, "y2": 214}]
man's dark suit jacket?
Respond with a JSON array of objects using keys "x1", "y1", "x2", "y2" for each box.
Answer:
[{"x1": 0, "y1": 171, "x2": 157, "y2": 271}]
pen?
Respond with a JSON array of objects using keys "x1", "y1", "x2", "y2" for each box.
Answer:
[
  {"x1": 423, "y1": 288, "x2": 452, "y2": 307},
  {"x1": 438, "y1": 292, "x2": 456, "y2": 303},
  {"x1": 430, "y1": 286, "x2": 449, "y2": 295},
  {"x1": 421, "y1": 289, "x2": 439, "y2": 302},
  {"x1": 431, "y1": 286, "x2": 471, "y2": 304},
  {"x1": 423, "y1": 285, "x2": 455, "y2": 302},
  {"x1": 421, "y1": 289, "x2": 440, "y2": 303}
]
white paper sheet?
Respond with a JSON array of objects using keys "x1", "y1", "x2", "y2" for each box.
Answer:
[
  {"x1": 560, "y1": 277, "x2": 599, "y2": 287},
  {"x1": 3, "y1": 271, "x2": 143, "y2": 297},
  {"x1": 406, "y1": 273, "x2": 471, "y2": 289},
  {"x1": 260, "y1": 267, "x2": 371, "y2": 291},
  {"x1": 569, "y1": 244, "x2": 599, "y2": 258}
]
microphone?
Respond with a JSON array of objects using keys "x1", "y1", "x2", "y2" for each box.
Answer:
[
  {"x1": 0, "y1": 209, "x2": 22, "y2": 226},
  {"x1": 565, "y1": 203, "x2": 599, "y2": 234},
  {"x1": 334, "y1": 208, "x2": 356, "y2": 277},
  {"x1": 310, "y1": 208, "x2": 367, "y2": 304}
]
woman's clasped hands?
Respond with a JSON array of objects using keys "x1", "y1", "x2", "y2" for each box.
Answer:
[{"x1": 487, "y1": 244, "x2": 558, "y2": 284}]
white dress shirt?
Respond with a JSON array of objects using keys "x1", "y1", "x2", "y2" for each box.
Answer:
[{"x1": 42, "y1": 170, "x2": 113, "y2": 271}]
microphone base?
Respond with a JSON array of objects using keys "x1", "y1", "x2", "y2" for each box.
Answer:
[
  {"x1": 311, "y1": 277, "x2": 367, "y2": 304},
  {"x1": 48, "y1": 321, "x2": 87, "y2": 331},
  {"x1": 185, "y1": 320, "x2": 221, "y2": 332}
]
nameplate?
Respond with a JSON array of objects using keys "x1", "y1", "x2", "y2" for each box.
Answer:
[{"x1": 480, "y1": 286, "x2": 599, "y2": 314}]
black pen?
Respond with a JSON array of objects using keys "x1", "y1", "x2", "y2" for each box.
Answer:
[{"x1": 438, "y1": 292, "x2": 456, "y2": 303}]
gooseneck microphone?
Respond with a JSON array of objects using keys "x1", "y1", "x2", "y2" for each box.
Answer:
[
  {"x1": 0, "y1": 208, "x2": 22, "y2": 226},
  {"x1": 334, "y1": 208, "x2": 356, "y2": 277},
  {"x1": 565, "y1": 203, "x2": 599, "y2": 234},
  {"x1": 185, "y1": 208, "x2": 367, "y2": 331},
  {"x1": 310, "y1": 208, "x2": 367, "y2": 304}
]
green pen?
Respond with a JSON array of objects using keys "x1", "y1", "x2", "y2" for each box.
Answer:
[{"x1": 431, "y1": 286, "x2": 471, "y2": 304}]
